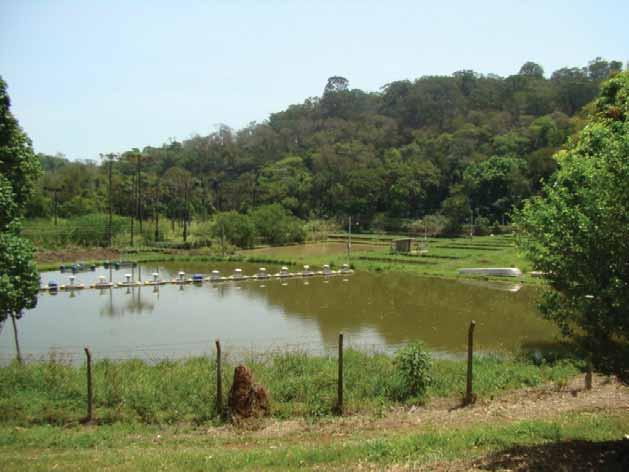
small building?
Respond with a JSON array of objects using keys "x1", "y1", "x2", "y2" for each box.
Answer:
[{"x1": 392, "y1": 238, "x2": 413, "y2": 253}]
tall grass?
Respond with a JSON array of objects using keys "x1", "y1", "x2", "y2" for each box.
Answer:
[{"x1": 0, "y1": 350, "x2": 580, "y2": 426}]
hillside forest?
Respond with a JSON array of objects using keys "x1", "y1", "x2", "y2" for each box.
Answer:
[{"x1": 23, "y1": 57, "x2": 625, "y2": 247}]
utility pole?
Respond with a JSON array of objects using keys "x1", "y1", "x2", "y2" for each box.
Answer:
[
  {"x1": 154, "y1": 184, "x2": 160, "y2": 242},
  {"x1": 130, "y1": 176, "x2": 134, "y2": 247},
  {"x1": 347, "y1": 216, "x2": 352, "y2": 262},
  {"x1": 136, "y1": 153, "x2": 142, "y2": 234},
  {"x1": 183, "y1": 185, "x2": 189, "y2": 243},
  {"x1": 469, "y1": 209, "x2": 474, "y2": 238},
  {"x1": 44, "y1": 187, "x2": 60, "y2": 226},
  {"x1": 108, "y1": 154, "x2": 113, "y2": 247}
]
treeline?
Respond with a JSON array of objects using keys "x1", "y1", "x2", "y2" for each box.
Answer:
[{"x1": 27, "y1": 58, "x2": 623, "y2": 243}]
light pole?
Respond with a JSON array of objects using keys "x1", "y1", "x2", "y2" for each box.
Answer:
[{"x1": 347, "y1": 216, "x2": 352, "y2": 261}]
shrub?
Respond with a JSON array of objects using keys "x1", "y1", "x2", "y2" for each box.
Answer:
[
  {"x1": 473, "y1": 216, "x2": 491, "y2": 236},
  {"x1": 211, "y1": 211, "x2": 256, "y2": 248},
  {"x1": 408, "y1": 214, "x2": 448, "y2": 237},
  {"x1": 387, "y1": 342, "x2": 432, "y2": 402},
  {"x1": 250, "y1": 204, "x2": 305, "y2": 245}
]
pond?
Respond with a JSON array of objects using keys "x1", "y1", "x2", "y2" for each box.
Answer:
[{"x1": 0, "y1": 262, "x2": 557, "y2": 362}]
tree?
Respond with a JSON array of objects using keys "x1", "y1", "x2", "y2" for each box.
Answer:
[
  {"x1": 519, "y1": 61, "x2": 544, "y2": 78},
  {"x1": 515, "y1": 72, "x2": 629, "y2": 380},
  {"x1": 0, "y1": 76, "x2": 41, "y2": 323},
  {"x1": 250, "y1": 204, "x2": 305, "y2": 245},
  {"x1": 211, "y1": 211, "x2": 256, "y2": 248},
  {"x1": 257, "y1": 155, "x2": 312, "y2": 217},
  {"x1": 463, "y1": 156, "x2": 530, "y2": 220},
  {"x1": 323, "y1": 76, "x2": 349, "y2": 95}
]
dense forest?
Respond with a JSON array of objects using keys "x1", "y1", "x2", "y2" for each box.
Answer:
[{"x1": 25, "y1": 57, "x2": 624, "y2": 246}]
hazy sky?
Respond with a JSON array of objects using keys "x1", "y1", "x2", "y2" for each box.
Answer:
[{"x1": 1, "y1": 0, "x2": 627, "y2": 160}]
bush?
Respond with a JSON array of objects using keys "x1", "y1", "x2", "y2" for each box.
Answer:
[
  {"x1": 473, "y1": 216, "x2": 491, "y2": 236},
  {"x1": 250, "y1": 204, "x2": 305, "y2": 246},
  {"x1": 211, "y1": 211, "x2": 256, "y2": 248},
  {"x1": 59, "y1": 196, "x2": 99, "y2": 218},
  {"x1": 408, "y1": 214, "x2": 448, "y2": 237},
  {"x1": 370, "y1": 213, "x2": 410, "y2": 233},
  {"x1": 387, "y1": 342, "x2": 432, "y2": 402}
]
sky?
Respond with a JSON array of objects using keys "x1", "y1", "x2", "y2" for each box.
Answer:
[{"x1": 1, "y1": 0, "x2": 628, "y2": 161}]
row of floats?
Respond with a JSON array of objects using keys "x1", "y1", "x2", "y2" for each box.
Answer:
[{"x1": 41, "y1": 264, "x2": 354, "y2": 292}]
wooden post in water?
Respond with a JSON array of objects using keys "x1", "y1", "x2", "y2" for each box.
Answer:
[
  {"x1": 84, "y1": 346, "x2": 93, "y2": 423},
  {"x1": 465, "y1": 321, "x2": 476, "y2": 406},
  {"x1": 336, "y1": 332, "x2": 344, "y2": 415},
  {"x1": 215, "y1": 339, "x2": 223, "y2": 417},
  {"x1": 10, "y1": 314, "x2": 22, "y2": 364}
]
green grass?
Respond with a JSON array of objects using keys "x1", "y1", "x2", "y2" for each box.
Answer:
[
  {"x1": 35, "y1": 233, "x2": 537, "y2": 284},
  {"x1": 0, "y1": 351, "x2": 580, "y2": 426},
  {"x1": 0, "y1": 412, "x2": 626, "y2": 470}
]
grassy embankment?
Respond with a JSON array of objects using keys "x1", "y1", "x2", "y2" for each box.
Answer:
[
  {"x1": 239, "y1": 233, "x2": 537, "y2": 283},
  {"x1": 0, "y1": 351, "x2": 580, "y2": 426},
  {"x1": 0, "y1": 351, "x2": 596, "y2": 470},
  {"x1": 35, "y1": 233, "x2": 536, "y2": 284},
  {"x1": 1, "y1": 401, "x2": 627, "y2": 470}
]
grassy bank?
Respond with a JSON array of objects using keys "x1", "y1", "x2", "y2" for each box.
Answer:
[
  {"x1": 0, "y1": 410, "x2": 626, "y2": 471},
  {"x1": 0, "y1": 350, "x2": 580, "y2": 426},
  {"x1": 237, "y1": 234, "x2": 537, "y2": 283},
  {"x1": 36, "y1": 234, "x2": 534, "y2": 285}
]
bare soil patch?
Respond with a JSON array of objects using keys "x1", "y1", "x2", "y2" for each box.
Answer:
[{"x1": 36, "y1": 248, "x2": 121, "y2": 264}]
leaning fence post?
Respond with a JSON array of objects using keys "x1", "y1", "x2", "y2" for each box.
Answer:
[
  {"x1": 465, "y1": 321, "x2": 476, "y2": 406},
  {"x1": 84, "y1": 346, "x2": 93, "y2": 423},
  {"x1": 336, "y1": 332, "x2": 344, "y2": 415},
  {"x1": 215, "y1": 339, "x2": 223, "y2": 417},
  {"x1": 585, "y1": 355, "x2": 593, "y2": 390}
]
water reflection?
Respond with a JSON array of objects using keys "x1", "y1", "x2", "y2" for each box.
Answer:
[
  {"x1": 0, "y1": 262, "x2": 557, "y2": 359},
  {"x1": 99, "y1": 286, "x2": 156, "y2": 317}
]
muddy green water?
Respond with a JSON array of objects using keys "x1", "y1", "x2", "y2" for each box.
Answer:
[{"x1": 0, "y1": 262, "x2": 557, "y2": 362}]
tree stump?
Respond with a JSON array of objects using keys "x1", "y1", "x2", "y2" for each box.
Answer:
[{"x1": 227, "y1": 365, "x2": 270, "y2": 420}]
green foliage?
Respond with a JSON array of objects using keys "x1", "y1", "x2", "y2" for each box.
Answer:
[
  {"x1": 0, "y1": 76, "x2": 41, "y2": 321},
  {"x1": 0, "y1": 232, "x2": 39, "y2": 317},
  {"x1": 250, "y1": 204, "x2": 305, "y2": 245},
  {"x1": 211, "y1": 211, "x2": 256, "y2": 248},
  {"x1": 408, "y1": 214, "x2": 448, "y2": 237},
  {"x1": 22, "y1": 58, "x2": 626, "y2": 243},
  {"x1": 387, "y1": 342, "x2": 432, "y2": 402},
  {"x1": 463, "y1": 156, "x2": 530, "y2": 221},
  {"x1": 0, "y1": 351, "x2": 580, "y2": 426},
  {"x1": 515, "y1": 72, "x2": 629, "y2": 379},
  {"x1": 67, "y1": 213, "x2": 127, "y2": 246}
]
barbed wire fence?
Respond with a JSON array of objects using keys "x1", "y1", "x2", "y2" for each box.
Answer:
[{"x1": 0, "y1": 323, "x2": 482, "y2": 422}]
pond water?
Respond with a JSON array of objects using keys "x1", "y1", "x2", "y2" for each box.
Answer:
[{"x1": 0, "y1": 262, "x2": 557, "y2": 362}]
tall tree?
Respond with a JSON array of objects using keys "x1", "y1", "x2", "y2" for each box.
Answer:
[
  {"x1": 518, "y1": 61, "x2": 544, "y2": 77},
  {"x1": 0, "y1": 76, "x2": 41, "y2": 323},
  {"x1": 515, "y1": 72, "x2": 629, "y2": 380}
]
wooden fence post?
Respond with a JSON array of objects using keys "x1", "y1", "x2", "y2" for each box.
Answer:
[
  {"x1": 585, "y1": 356, "x2": 593, "y2": 390},
  {"x1": 336, "y1": 332, "x2": 344, "y2": 415},
  {"x1": 215, "y1": 339, "x2": 223, "y2": 417},
  {"x1": 84, "y1": 346, "x2": 93, "y2": 423},
  {"x1": 465, "y1": 321, "x2": 476, "y2": 406}
]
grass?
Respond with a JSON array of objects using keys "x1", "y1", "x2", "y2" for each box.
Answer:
[
  {"x1": 0, "y1": 411, "x2": 627, "y2": 470},
  {"x1": 0, "y1": 351, "x2": 581, "y2": 426},
  {"x1": 35, "y1": 232, "x2": 536, "y2": 285}
]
